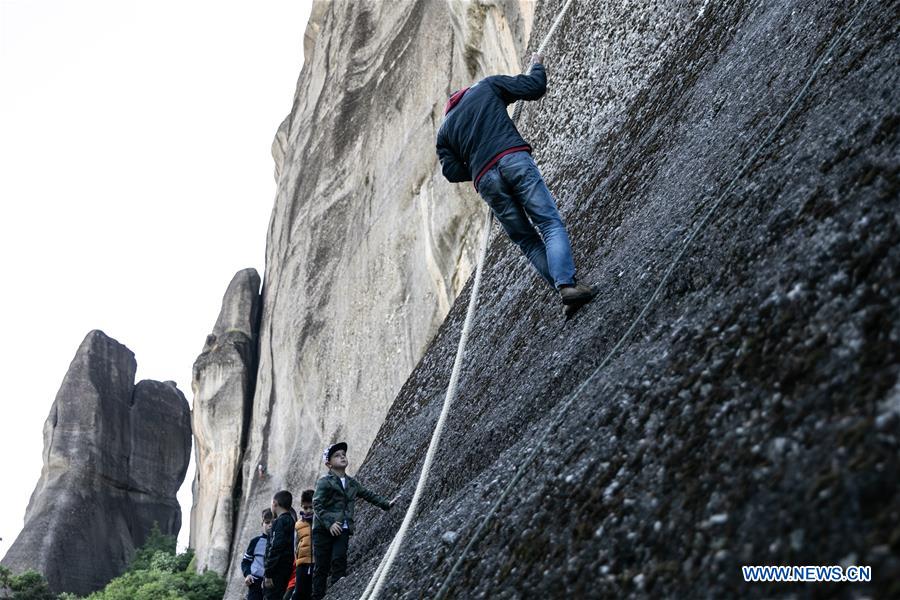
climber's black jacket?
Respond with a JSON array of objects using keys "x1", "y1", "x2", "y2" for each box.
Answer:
[
  {"x1": 264, "y1": 511, "x2": 295, "y2": 580},
  {"x1": 436, "y1": 63, "x2": 547, "y2": 190}
]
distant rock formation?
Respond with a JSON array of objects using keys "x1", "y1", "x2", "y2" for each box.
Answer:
[
  {"x1": 1, "y1": 331, "x2": 191, "y2": 596},
  {"x1": 189, "y1": 268, "x2": 261, "y2": 575},
  {"x1": 221, "y1": 1, "x2": 536, "y2": 595}
]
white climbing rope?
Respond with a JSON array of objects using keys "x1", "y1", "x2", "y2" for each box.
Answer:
[
  {"x1": 432, "y1": 0, "x2": 873, "y2": 597},
  {"x1": 358, "y1": 2, "x2": 577, "y2": 599}
]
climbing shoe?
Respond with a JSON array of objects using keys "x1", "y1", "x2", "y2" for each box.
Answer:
[{"x1": 560, "y1": 283, "x2": 598, "y2": 318}]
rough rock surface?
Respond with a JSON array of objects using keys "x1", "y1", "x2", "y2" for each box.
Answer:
[
  {"x1": 319, "y1": 0, "x2": 898, "y2": 598},
  {"x1": 190, "y1": 268, "x2": 261, "y2": 575},
  {"x1": 1, "y1": 331, "x2": 191, "y2": 595},
  {"x1": 222, "y1": 0, "x2": 536, "y2": 594}
]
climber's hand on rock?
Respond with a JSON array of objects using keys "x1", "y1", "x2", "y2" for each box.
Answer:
[
  {"x1": 244, "y1": 575, "x2": 254, "y2": 586},
  {"x1": 329, "y1": 523, "x2": 343, "y2": 536},
  {"x1": 531, "y1": 52, "x2": 544, "y2": 64}
]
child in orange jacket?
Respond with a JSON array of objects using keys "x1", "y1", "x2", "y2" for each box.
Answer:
[{"x1": 291, "y1": 490, "x2": 315, "y2": 600}]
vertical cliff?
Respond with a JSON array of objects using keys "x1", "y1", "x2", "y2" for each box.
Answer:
[
  {"x1": 217, "y1": 0, "x2": 537, "y2": 594},
  {"x1": 190, "y1": 269, "x2": 261, "y2": 575},
  {"x1": 189, "y1": 0, "x2": 900, "y2": 596},
  {"x1": 322, "y1": 0, "x2": 898, "y2": 598},
  {"x1": 1, "y1": 331, "x2": 191, "y2": 596}
]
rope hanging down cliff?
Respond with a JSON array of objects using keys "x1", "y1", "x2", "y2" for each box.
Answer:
[
  {"x1": 431, "y1": 0, "x2": 874, "y2": 597},
  {"x1": 357, "y1": 2, "x2": 577, "y2": 599}
]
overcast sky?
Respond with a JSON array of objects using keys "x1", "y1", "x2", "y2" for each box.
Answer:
[{"x1": 1, "y1": 0, "x2": 313, "y2": 554}]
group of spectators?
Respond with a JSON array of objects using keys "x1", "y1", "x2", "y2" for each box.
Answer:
[{"x1": 240, "y1": 442, "x2": 395, "y2": 600}]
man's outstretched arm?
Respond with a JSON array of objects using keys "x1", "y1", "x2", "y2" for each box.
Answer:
[
  {"x1": 490, "y1": 53, "x2": 547, "y2": 104},
  {"x1": 357, "y1": 482, "x2": 393, "y2": 511}
]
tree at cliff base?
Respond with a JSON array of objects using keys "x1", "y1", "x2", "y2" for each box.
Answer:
[{"x1": 0, "y1": 525, "x2": 224, "y2": 600}]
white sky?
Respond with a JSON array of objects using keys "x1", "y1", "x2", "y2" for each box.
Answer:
[{"x1": 0, "y1": 0, "x2": 313, "y2": 555}]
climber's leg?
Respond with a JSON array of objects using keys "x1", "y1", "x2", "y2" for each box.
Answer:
[
  {"x1": 499, "y1": 151, "x2": 597, "y2": 316},
  {"x1": 478, "y1": 162, "x2": 555, "y2": 287},
  {"x1": 497, "y1": 151, "x2": 577, "y2": 289}
]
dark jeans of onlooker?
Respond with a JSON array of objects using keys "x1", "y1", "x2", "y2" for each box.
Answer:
[
  {"x1": 311, "y1": 529, "x2": 350, "y2": 600},
  {"x1": 246, "y1": 578, "x2": 264, "y2": 600},
  {"x1": 292, "y1": 563, "x2": 314, "y2": 600},
  {"x1": 264, "y1": 575, "x2": 289, "y2": 600}
]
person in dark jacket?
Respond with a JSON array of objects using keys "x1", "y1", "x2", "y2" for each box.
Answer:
[
  {"x1": 282, "y1": 507, "x2": 299, "y2": 600},
  {"x1": 436, "y1": 53, "x2": 597, "y2": 317},
  {"x1": 311, "y1": 442, "x2": 395, "y2": 600},
  {"x1": 241, "y1": 508, "x2": 274, "y2": 600},
  {"x1": 264, "y1": 490, "x2": 297, "y2": 599}
]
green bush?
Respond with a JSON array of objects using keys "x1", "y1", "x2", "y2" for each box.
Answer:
[
  {"x1": 85, "y1": 531, "x2": 224, "y2": 600},
  {"x1": 126, "y1": 524, "x2": 177, "y2": 573},
  {"x1": 0, "y1": 525, "x2": 224, "y2": 600},
  {"x1": 0, "y1": 566, "x2": 56, "y2": 600}
]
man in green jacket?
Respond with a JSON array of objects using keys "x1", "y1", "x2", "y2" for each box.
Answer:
[{"x1": 311, "y1": 442, "x2": 394, "y2": 600}]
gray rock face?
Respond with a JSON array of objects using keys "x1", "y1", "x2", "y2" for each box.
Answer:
[
  {"x1": 312, "y1": 0, "x2": 897, "y2": 598},
  {"x1": 222, "y1": 1, "x2": 536, "y2": 595},
  {"x1": 189, "y1": 268, "x2": 261, "y2": 575},
  {"x1": 1, "y1": 331, "x2": 191, "y2": 595}
]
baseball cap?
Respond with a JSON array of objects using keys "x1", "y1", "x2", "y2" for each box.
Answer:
[{"x1": 322, "y1": 442, "x2": 348, "y2": 464}]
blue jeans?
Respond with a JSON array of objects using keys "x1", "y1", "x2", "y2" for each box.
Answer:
[{"x1": 477, "y1": 151, "x2": 576, "y2": 289}]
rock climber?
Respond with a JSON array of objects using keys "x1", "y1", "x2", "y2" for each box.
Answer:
[{"x1": 436, "y1": 52, "x2": 597, "y2": 318}]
